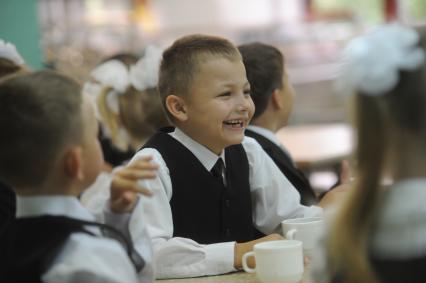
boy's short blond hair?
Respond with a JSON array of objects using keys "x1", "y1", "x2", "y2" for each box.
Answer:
[
  {"x1": 0, "y1": 71, "x2": 83, "y2": 187},
  {"x1": 158, "y1": 34, "x2": 241, "y2": 121}
]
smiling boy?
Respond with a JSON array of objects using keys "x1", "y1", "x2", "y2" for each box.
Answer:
[{"x1": 131, "y1": 34, "x2": 325, "y2": 279}]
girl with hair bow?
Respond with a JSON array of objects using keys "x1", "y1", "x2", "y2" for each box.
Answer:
[
  {"x1": 312, "y1": 23, "x2": 426, "y2": 283},
  {"x1": 84, "y1": 46, "x2": 169, "y2": 167}
]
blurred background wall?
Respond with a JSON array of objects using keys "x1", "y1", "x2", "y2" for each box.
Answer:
[
  {"x1": 1, "y1": 0, "x2": 425, "y2": 124},
  {"x1": 0, "y1": 0, "x2": 43, "y2": 68}
]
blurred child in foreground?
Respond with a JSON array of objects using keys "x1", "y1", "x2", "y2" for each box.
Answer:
[
  {"x1": 0, "y1": 71, "x2": 158, "y2": 282},
  {"x1": 0, "y1": 39, "x2": 28, "y2": 233},
  {"x1": 313, "y1": 23, "x2": 426, "y2": 283}
]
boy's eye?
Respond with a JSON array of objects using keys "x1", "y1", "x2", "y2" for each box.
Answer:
[
  {"x1": 218, "y1": 91, "x2": 231, "y2": 97},
  {"x1": 244, "y1": 89, "x2": 251, "y2": 96}
]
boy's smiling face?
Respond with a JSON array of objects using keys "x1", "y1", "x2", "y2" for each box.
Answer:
[{"x1": 179, "y1": 55, "x2": 254, "y2": 155}]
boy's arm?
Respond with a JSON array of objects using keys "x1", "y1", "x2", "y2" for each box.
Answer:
[
  {"x1": 109, "y1": 156, "x2": 158, "y2": 213},
  {"x1": 96, "y1": 156, "x2": 158, "y2": 243},
  {"x1": 243, "y1": 137, "x2": 323, "y2": 234}
]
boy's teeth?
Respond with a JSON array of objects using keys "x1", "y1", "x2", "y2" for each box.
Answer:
[
  {"x1": 224, "y1": 120, "x2": 244, "y2": 127},
  {"x1": 225, "y1": 120, "x2": 242, "y2": 125}
]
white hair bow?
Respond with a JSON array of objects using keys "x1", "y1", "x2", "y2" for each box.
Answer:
[
  {"x1": 338, "y1": 23, "x2": 425, "y2": 96},
  {"x1": 0, "y1": 39, "x2": 25, "y2": 65},
  {"x1": 89, "y1": 45, "x2": 163, "y2": 94}
]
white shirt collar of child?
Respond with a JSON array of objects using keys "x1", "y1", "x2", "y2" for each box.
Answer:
[
  {"x1": 170, "y1": 127, "x2": 225, "y2": 171},
  {"x1": 247, "y1": 125, "x2": 282, "y2": 147},
  {"x1": 16, "y1": 195, "x2": 96, "y2": 222}
]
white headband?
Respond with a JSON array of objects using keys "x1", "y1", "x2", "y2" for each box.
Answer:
[
  {"x1": 0, "y1": 39, "x2": 25, "y2": 65},
  {"x1": 337, "y1": 23, "x2": 425, "y2": 96}
]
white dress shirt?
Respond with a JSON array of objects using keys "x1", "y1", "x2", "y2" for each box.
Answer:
[
  {"x1": 130, "y1": 128, "x2": 322, "y2": 279},
  {"x1": 16, "y1": 195, "x2": 151, "y2": 283}
]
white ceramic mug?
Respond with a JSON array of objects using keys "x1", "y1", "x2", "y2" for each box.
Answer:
[
  {"x1": 281, "y1": 217, "x2": 325, "y2": 257},
  {"x1": 242, "y1": 240, "x2": 303, "y2": 283}
]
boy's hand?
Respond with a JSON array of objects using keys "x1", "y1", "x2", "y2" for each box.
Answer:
[
  {"x1": 318, "y1": 183, "x2": 350, "y2": 208},
  {"x1": 339, "y1": 159, "x2": 352, "y2": 184},
  {"x1": 110, "y1": 156, "x2": 158, "y2": 213},
  {"x1": 234, "y1": 233, "x2": 283, "y2": 269}
]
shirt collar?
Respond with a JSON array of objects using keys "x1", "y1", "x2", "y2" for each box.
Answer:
[
  {"x1": 16, "y1": 195, "x2": 96, "y2": 222},
  {"x1": 170, "y1": 127, "x2": 225, "y2": 171},
  {"x1": 247, "y1": 125, "x2": 282, "y2": 147}
]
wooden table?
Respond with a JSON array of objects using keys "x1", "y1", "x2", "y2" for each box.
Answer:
[
  {"x1": 156, "y1": 272, "x2": 261, "y2": 283},
  {"x1": 156, "y1": 267, "x2": 311, "y2": 283},
  {"x1": 276, "y1": 123, "x2": 353, "y2": 170}
]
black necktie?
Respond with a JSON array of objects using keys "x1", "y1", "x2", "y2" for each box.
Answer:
[{"x1": 211, "y1": 158, "x2": 226, "y2": 187}]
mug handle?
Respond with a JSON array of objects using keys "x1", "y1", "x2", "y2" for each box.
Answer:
[
  {"x1": 286, "y1": 228, "x2": 297, "y2": 239},
  {"x1": 242, "y1": 251, "x2": 256, "y2": 273}
]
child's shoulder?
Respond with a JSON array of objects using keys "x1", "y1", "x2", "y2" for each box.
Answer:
[
  {"x1": 131, "y1": 147, "x2": 169, "y2": 172},
  {"x1": 46, "y1": 232, "x2": 138, "y2": 280},
  {"x1": 242, "y1": 135, "x2": 263, "y2": 151}
]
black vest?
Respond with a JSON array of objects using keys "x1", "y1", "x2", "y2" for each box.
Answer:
[
  {"x1": 0, "y1": 215, "x2": 144, "y2": 282},
  {"x1": 142, "y1": 128, "x2": 260, "y2": 244},
  {"x1": 245, "y1": 129, "x2": 317, "y2": 205},
  {"x1": 0, "y1": 216, "x2": 95, "y2": 283}
]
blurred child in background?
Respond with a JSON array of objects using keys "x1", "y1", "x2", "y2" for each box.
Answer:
[
  {"x1": 84, "y1": 47, "x2": 169, "y2": 168},
  {"x1": 239, "y1": 42, "x2": 317, "y2": 205}
]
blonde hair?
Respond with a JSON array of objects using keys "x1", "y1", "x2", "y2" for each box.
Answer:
[
  {"x1": 328, "y1": 95, "x2": 388, "y2": 283},
  {"x1": 92, "y1": 51, "x2": 169, "y2": 151},
  {"x1": 96, "y1": 84, "x2": 167, "y2": 151}
]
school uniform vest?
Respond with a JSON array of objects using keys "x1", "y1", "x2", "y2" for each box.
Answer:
[
  {"x1": 245, "y1": 129, "x2": 317, "y2": 206},
  {"x1": 0, "y1": 216, "x2": 94, "y2": 282},
  {"x1": 142, "y1": 127, "x2": 260, "y2": 244},
  {"x1": 0, "y1": 215, "x2": 144, "y2": 282}
]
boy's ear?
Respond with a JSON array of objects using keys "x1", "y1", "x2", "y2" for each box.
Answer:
[
  {"x1": 63, "y1": 146, "x2": 84, "y2": 181},
  {"x1": 271, "y1": 89, "x2": 284, "y2": 110},
  {"x1": 165, "y1": 95, "x2": 188, "y2": 122}
]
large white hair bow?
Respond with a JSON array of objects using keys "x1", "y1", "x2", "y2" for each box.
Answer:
[
  {"x1": 83, "y1": 45, "x2": 163, "y2": 116},
  {"x1": 89, "y1": 45, "x2": 163, "y2": 94},
  {"x1": 0, "y1": 39, "x2": 25, "y2": 65},
  {"x1": 338, "y1": 23, "x2": 425, "y2": 96}
]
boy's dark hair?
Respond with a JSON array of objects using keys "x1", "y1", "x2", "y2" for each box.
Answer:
[
  {"x1": 238, "y1": 42, "x2": 284, "y2": 120},
  {"x1": 158, "y1": 34, "x2": 241, "y2": 121},
  {"x1": 0, "y1": 70, "x2": 83, "y2": 187}
]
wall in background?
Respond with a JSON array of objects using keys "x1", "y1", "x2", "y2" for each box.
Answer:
[{"x1": 0, "y1": 0, "x2": 43, "y2": 69}]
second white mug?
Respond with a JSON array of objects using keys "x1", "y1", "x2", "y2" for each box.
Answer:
[{"x1": 281, "y1": 217, "x2": 325, "y2": 257}]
